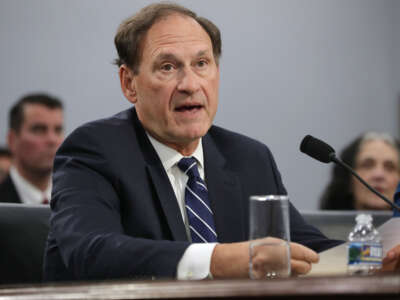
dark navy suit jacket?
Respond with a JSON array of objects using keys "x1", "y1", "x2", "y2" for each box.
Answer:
[{"x1": 43, "y1": 108, "x2": 341, "y2": 281}]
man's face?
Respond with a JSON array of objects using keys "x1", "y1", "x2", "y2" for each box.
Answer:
[
  {"x1": 123, "y1": 14, "x2": 219, "y2": 154},
  {"x1": 9, "y1": 103, "x2": 64, "y2": 176}
]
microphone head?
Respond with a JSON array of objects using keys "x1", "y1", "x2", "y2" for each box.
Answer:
[{"x1": 300, "y1": 135, "x2": 336, "y2": 163}]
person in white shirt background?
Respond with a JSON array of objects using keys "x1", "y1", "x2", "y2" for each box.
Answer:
[{"x1": 0, "y1": 93, "x2": 64, "y2": 205}]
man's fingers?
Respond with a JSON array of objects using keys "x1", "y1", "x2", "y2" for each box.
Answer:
[
  {"x1": 291, "y1": 259, "x2": 312, "y2": 275},
  {"x1": 288, "y1": 243, "x2": 319, "y2": 275},
  {"x1": 290, "y1": 242, "x2": 319, "y2": 264},
  {"x1": 248, "y1": 238, "x2": 320, "y2": 277}
]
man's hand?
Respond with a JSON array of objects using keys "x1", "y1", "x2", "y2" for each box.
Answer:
[
  {"x1": 289, "y1": 242, "x2": 320, "y2": 275},
  {"x1": 210, "y1": 237, "x2": 319, "y2": 278},
  {"x1": 381, "y1": 244, "x2": 400, "y2": 272}
]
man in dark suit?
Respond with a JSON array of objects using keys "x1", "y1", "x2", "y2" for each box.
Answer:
[
  {"x1": 45, "y1": 3, "x2": 400, "y2": 281},
  {"x1": 0, "y1": 94, "x2": 64, "y2": 205}
]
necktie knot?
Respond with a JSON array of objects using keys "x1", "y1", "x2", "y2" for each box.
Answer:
[{"x1": 178, "y1": 157, "x2": 200, "y2": 179}]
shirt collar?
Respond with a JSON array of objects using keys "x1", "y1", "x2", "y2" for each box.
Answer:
[
  {"x1": 146, "y1": 133, "x2": 204, "y2": 171},
  {"x1": 9, "y1": 166, "x2": 52, "y2": 204}
]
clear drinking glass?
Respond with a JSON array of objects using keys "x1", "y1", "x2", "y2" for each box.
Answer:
[{"x1": 249, "y1": 195, "x2": 291, "y2": 279}]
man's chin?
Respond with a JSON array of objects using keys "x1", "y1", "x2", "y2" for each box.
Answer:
[
  {"x1": 177, "y1": 124, "x2": 210, "y2": 140},
  {"x1": 31, "y1": 165, "x2": 53, "y2": 177},
  {"x1": 177, "y1": 133, "x2": 206, "y2": 146}
]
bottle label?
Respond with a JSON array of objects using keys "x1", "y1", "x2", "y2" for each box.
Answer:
[{"x1": 348, "y1": 242, "x2": 383, "y2": 265}]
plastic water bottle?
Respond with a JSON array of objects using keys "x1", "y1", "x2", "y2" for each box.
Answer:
[{"x1": 347, "y1": 214, "x2": 382, "y2": 275}]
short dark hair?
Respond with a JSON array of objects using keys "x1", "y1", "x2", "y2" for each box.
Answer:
[
  {"x1": 9, "y1": 93, "x2": 63, "y2": 132},
  {"x1": 320, "y1": 132, "x2": 400, "y2": 210},
  {"x1": 114, "y1": 2, "x2": 222, "y2": 74}
]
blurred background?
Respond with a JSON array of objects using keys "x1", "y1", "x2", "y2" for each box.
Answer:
[{"x1": 1, "y1": 0, "x2": 399, "y2": 209}]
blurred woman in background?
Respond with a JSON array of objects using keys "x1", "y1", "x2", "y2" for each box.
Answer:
[{"x1": 320, "y1": 132, "x2": 400, "y2": 210}]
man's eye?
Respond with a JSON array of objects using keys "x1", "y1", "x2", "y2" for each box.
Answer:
[
  {"x1": 161, "y1": 64, "x2": 174, "y2": 71},
  {"x1": 197, "y1": 60, "x2": 208, "y2": 68},
  {"x1": 55, "y1": 126, "x2": 64, "y2": 135},
  {"x1": 30, "y1": 125, "x2": 47, "y2": 134}
]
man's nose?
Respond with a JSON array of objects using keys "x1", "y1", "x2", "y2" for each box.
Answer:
[
  {"x1": 176, "y1": 68, "x2": 201, "y2": 94},
  {"x1": 46, "y1": 130, "x2": 63, "y2": 146}
]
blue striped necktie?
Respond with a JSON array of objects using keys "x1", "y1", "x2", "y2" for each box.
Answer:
[{"x1": 178, "y1": 157, "x2": 218, "y2": 243}]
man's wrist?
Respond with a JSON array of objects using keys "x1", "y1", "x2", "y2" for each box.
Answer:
[{"x1": 210, "y1": 242, "x2": 250, "y2": 278}]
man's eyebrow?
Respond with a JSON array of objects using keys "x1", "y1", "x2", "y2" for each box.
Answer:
[
  {"x1": 154, "y1": 53, "x2": 179, "y2": 63},
  {"x1": 29, "y1": 123, "x2": 48, "y2": 131},
  {"x1": 30, "y1": 122, "x2": 48, "y2": 127},
  {"x1": 152, "y1": 49, "x2": 213, "y2": 70},
  {"x1": 154, "y1": 49, "x2": 211, "y2": 61},
  {"x1": 152, "y1": 53, "x2": 179, "y2": 71},
  {"x1": 196, "y1": 50, "x2": 211, "y2": 57}
]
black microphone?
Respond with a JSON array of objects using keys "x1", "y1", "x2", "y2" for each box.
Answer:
[{"x1": 300, "y1": 135, "x2": 400, "y2": 212}]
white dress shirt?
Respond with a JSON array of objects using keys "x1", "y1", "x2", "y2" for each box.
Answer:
[
  {"x1": 9, "y1": 166, "x2": 51, "y2": 205},
  {"x1": 147, "y1": 134, "x2": 217, "y2": 280}
]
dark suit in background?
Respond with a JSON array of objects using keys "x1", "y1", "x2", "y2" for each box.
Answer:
[
  {"x1": 0, "y1": 204, "x2": 50, "y2": 284},
  {"x1": 0, "y1": 175, "x2": 22, "y2": 204},
  {"x1": 44, "y1": 108, "x2": 341, "y2": 281}
]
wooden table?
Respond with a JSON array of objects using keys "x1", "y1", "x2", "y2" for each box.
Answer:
[{"x1": 0, "y1": 274, "x2": 399, "y2": 300}]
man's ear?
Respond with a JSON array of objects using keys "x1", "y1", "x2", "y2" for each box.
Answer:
[{"x1": 119, "y1": 65, "x2": 137, "y2": 104}]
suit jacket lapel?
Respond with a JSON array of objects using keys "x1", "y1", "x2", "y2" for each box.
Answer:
[
  {"x1": 203, "y1": 134, "x2": 245, "y2": 243},
  {"x1": 132, "y1": 110, "x2": 187, "y2": 242},
  {"x1": 145, "y1": 165, "x2": 188, "y2": 241}
]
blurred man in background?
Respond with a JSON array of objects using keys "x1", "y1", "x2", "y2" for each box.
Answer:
[{"x1": 0, "y1": 93, "x2": 64, "y2": 205}]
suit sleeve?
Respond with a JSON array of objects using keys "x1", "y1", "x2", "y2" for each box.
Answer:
[
  {"x1": 265, "y1": 146, "x2": 344, "y2": 252},
  {"x1": 49, "y1": 125, "x2": 190, "y2": 280}
]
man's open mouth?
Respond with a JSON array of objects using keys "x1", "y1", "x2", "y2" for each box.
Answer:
[{"x1": 175, "y1": 104, "x2": 203, "y2": 112}]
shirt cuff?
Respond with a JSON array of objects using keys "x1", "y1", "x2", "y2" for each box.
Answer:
[{"x1": 177, "y1": 243, "x2": 217, "y2": 280}]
